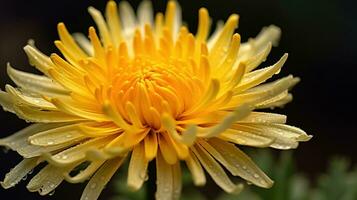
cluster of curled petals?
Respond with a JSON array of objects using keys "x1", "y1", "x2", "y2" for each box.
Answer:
[{"x1": 0, "y1": 1, "x2": 311, "y2": 200}]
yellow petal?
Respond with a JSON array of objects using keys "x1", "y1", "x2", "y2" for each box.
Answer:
[
  {"x1": 239, "y1": 112, "x2": 287, "y2": 124},
  {"x1": 104, "y1": 129, "x2": 149, "y2": 155},
  {"x1": 72, "y1": 33, "x2": 94, "y2": 55},
  {"x1": 51, "y1": 98, "x2": 109, "y2": 122},
  {"x1": 64, "y1": 159, "x2": 105, "y2": 183},
  {"x1": 144, "y1": 131, "x2": 158, "y2": 161},
  {"x1": 45, "y1": 136, "x2": 113, "y2": 167},
  {"x1": 227, "y1": 76, "x2": 298, "y2": 110},
  {"x1": 191, "y1": 145, "x2": 243, "y2": 194},
  {"x1": 105, "y1": 1, "x2": 123, "y2": 47},
  {"x1": 155, "y1": 151, "x2": 181, "y2": 200},
  {"x1": 0, "y1": 123, "x2": 78, "y2": 158},
  {"x1": 119, "y1": 1, "x2": 136, "y2": 38},
  {"x1": 137, "y1": 0, "x2": 154, "y2": 27},
  {"x1": 196, "y1": 8, "x2": 210, "y2": 42},
  {"x1": 158, "y1": 133, "x2": 178, "y2": 165},
  {"x1": 201, "y1": 138, "x2": 273, "y2": 188},
  {"x1": 28, "y1": 124, "x2": 85, "y2": 146},
  {"x1": 80, "y1": 157, "x2": 125, "y2": 200},
  {"x1": 57, "y1": 23, "x2": 87, "y2": 59},
  {"x1": 162, "y1": 131, "x2": 189, "y2": 160},
  {"x1": 198, "y1": 104, "x2": 251, "y2": 138},
  {"x1": 236, "y1": 54, "x2": 288, "y2": 92},
  {"x1": 88, "y1": 7, "x2": 112, "y2": 48},
  {"x1": 6, "y1": 64, "x2": 69, "y2": 96},
  {"x1": 256, "y1": 92, "x2": 293, "y2": 109},
  {"x1": 13, "y1": 104, "x2": 83, "y2": 123},
  {"x1": 0, "y1": 90, "x2": 14, "y2": 113},
  {"x1": 23, "y1": 45, "x2": 53, "y2": 75},
  {"x1": 219, "y1": 129, "x2": 274, "y2": 147},
  {"x1": 172, "y1": 160, "x2": 182, "y2": 200},
  {"x1": 5, "y1": 85, "x2": 56, "y2": 110},
  {"x1": 161, "y1": 113, "x2": 196, "y2": 146},
  {"x1": 127, "y1": 142, "x2": 148, "y2": 191},
  {"x1": 27, "y1": 164, "x2": 72, "y2": 195},
  {"x1": 232, "y1": 123, "x2": 312, "y2": 149},
  {"x1": 185, "y1": 151, "x2": 206, "y2": 186},
  {"x1": 1, "y1": 158, "x2": 39, "y2": 189}
]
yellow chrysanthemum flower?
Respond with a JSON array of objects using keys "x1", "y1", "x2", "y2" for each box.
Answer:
[{"x1": 0, "y1": 1, "x2": 311, "y2": 200}]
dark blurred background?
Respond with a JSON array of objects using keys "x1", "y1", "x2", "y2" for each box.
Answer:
[{"x1": 0, "y1": 0, "x2": 356, "y2": 199}]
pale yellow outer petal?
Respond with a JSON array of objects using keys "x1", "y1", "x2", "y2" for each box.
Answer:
[
  {"x1": 6, "y1": 64, "x2": 69, "y2": 96},
  {"x1": 155, "y1": 152, "x2": 182, "y2": 200},
  {"x1": 0, "y1": 123, "x2": 78, "y2": 158},
  {"x1": 191, "y1": 145, "x2": 243, "y2": 194},
  {"x1": 1, "y1": 158, "x2": 40, "y2": 189},
  {"x1": 27, "y1": 164, "x2": 70, "y2": 195},
  {"x1": 80, "y1": 157, "x2": 125, "y2": 200},
  {"x1": 185, "y1": 151, "x2": 206, "y2": 186},
  {"x1": 0, "y1": 90, "x2": 14, "y2": 113},
  {"x1": 127, "y1": 142, "x2": 149, "y2": 191},
  {"x1": 203, "y1": 138, "x2": 273, "y2": 188}
]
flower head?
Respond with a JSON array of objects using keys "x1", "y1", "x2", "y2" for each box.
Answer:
[{"x1": 0, "y1": 1, "x2": 311, "y2": 200}]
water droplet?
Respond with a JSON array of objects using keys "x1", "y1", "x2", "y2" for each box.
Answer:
[
  {"x1": 90, "y1": 183, "x2": 97, "y2": 189},
  {"x1": 260, "y1": 180, "x2": 267, "y2": 185},
  {"x1": 247, "y1": 181, "x2": 252, "y2": 185},
  {"x1": 28, "y1": 169, "x2": 34, "y2": 175},
  {"x1": 253, "y1": 174, "x2": 260, "y2": 178},
  {"x1": 22, "y1": 175, "x2": 28, "y2": 181},
  {"x1": 239, "y1": 139, "x2": 246, "y2": 144},
  {"x1": 66, "y1": 134, "x2": 72, "y2": 138},
  {"x1": 61, "y1": 155, "x2": 68, "y2": 160},
  {"x1": 47, "y1": 141, "x2": 54, "y2": 145},
  {"x1": 242, "y1": 165, "x2": 247, "y2": 170},
  {"x1": 163, "y1": 187, "x2": 170, "y2": 193},
  {"x1": 49, "y1": 190, "x2": 55, "y2": 196}
]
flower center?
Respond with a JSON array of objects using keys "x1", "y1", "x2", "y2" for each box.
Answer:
[{"x1": 111, "y1": 56, "x2": 202, "y2": 129}]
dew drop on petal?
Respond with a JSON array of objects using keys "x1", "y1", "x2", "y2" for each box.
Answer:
[
  {"x1": 90, "y1": 183, "x2": 97, "y2": 189},
  {"x1": 260, "y1": 180, "x2": 267, "y2": 185},
  {"x1": 49, "y1": 190, "x2": 55, "y2": 196},
  {"x1": 49, "y1": 183, "x2": 55, "y2": 188}
]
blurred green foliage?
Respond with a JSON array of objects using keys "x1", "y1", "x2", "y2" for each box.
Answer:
[{"x1": 111, "y1": 150, "x2": 357, "y2": 200}]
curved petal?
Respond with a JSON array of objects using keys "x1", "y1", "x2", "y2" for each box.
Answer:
[
  {"x1": 191, "y1": 145, "x2": 243, "y2": 194},
  {"x1": 155, "y1": 152, "x2": 182, "y2": 200},
  {"x1": 6, "y1": 64, "x2": 69, "y2": 96},
  {"x1": 201, "y1": 138, "x2": 273, "y2": 188},
  {"x1": 80, "y1": 157, "x2": 125, "y2": 200},
  {"x1": 1, "y1": 158, "x2": 40, "y2": 189},
  {"x1": 127, "y1": 142, "x2": 148, "y2": 190},
  {"x1": 27, "y1": 164, "x2": 74, "y2": 195}
]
